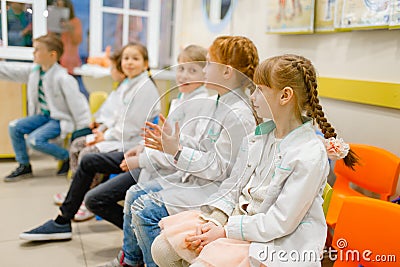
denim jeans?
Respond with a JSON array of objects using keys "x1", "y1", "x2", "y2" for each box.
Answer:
[
  {"x1": 61, "y1": 152, "x2": 133, "y2": 224},
  {"x1": 123, "y1": 180, "x2": 168, "y2": 267},
  {"x1": 8, "y1": 115, "x2": 68, "y2": 164}
]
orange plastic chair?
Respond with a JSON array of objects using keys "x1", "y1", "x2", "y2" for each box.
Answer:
[
  {"x1": 332, "y1": 197, "x2": 400, "y2": 266},
  {"x1": 326, "y1": 144, "x2": 400, "y2": 229}
]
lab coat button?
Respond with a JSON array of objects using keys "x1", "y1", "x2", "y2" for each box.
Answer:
[{"x1": 247, "y1": 163, "x2": 252, "y2": 168}]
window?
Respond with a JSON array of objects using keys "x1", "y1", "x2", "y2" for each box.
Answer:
[
  {"x1": 90, "y1": 0, "x2": 175, "y2": 68},
  {"x1": 0, "y1": 0, "x2": 47, "y2": 60}
]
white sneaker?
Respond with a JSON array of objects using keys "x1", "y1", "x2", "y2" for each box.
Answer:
[
  {"x1": 53, "y1": 192, "x2": 67, "y2": 205},
  {"x1": 73, "y1": 202, "x2": 94, "y2": 222}
]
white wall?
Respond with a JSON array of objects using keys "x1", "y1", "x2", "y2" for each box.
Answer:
[{"x1": 174, "y1": 0, "x2": 400, "y2": 156}]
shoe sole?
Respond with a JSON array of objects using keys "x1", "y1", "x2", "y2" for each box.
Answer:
[
  {"x1": 4, "y1": 173, "x2": 33, "y2": 182},
  {"x1": 19, "y1": 232, "x2": 72, "y2": 241},
  {"x1": 73, "y1": 214, "x2": 95, "y2": 222}
]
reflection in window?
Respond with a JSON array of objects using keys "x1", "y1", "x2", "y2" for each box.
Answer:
[
  {"x1": 0, "y1": 1, "x2": 33, "y2": 47},
  {"x1": 103, "y1": 14, "x2": 147, "y2": 51}
]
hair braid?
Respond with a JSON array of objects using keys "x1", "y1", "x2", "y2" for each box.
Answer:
[{"x1": 293, "y1": 59, "x2": 359, "y2": 169}]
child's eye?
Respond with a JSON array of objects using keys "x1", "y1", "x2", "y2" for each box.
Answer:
[
  {"x1": 189, "y1": 68, "x2": 196, "y2": 73},
  {"x1": 177, "y1": 66, "x2": 184, "y2": 72}
]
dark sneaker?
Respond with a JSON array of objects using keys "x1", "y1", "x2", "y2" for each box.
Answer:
[
  {"x1": 4, "y1": 164, "x2": 33, "y2": 182},
  {"x1": 19, "y1": 219, "x2": 72, "y2": 241},
  {"x1": 57, "y1": 159, "x2": 70, "y2": 176}
]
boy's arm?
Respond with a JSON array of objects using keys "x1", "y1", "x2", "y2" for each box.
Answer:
[
  {"x1": 0, "y1": 62, "x2": 32, "y2": 83},
  {"x1": 60, "y1": 75, "x2": 91, "y2": 129}
]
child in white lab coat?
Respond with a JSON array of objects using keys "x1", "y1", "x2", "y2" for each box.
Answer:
[
  {"x1": 106, "y1": 36, "x2": 259, "y2": 267},
  {"x1": 151, "y1": 54, "x2": 359, "y2": 267}
]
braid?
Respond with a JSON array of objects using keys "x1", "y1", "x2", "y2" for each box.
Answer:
[{"x1": 292, "y1": 58, "x2": 359, "y2": 169}]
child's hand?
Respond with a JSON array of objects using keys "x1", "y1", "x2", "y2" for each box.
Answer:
[
  {"x1": 89, "y1": 121, "x2": 100, "y2": 130},
  {"x1": 120, "y1": 156, "x2": 139, "y2": 172},
  {"x1": 141, "y1": 114, "x2": 180, "y2": 156},
  {"x1": 184, "y1": 224, "x2": 204, "y2": 252},
  {"x1": 124, "y1": 145, "x2": 144, "y2": 158},
  {"x1": 86, "y1": 132, "x2": 105, "y2": 146},
  {"x1": 185, "y1": 222, "x2": 226, "y2": 254}
]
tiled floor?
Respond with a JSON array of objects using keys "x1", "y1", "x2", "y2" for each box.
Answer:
[
  {"x1": 0, "y1": 152, "x2": 336, "y2": 267},
  {"x1": 0, "y1": 153, "x2": 122, "y2": 267}
]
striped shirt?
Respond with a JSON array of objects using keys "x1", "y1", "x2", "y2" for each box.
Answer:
[{"x1": 38, "y1": 69, "x2": 50, "y2": 116}]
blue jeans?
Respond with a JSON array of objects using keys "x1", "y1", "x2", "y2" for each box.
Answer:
[
  {"x1": 8, "y1": 115, "x2": 69, "y2": 164},
  {"x1": 123, "y1": 180, "x2": 168, "y2": 267}
]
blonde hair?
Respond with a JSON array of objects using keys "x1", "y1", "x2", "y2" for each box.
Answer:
[
  {"x1": 254, "y1": 54, "x2": 358, "y2": 169},
  {"x1": 178, "y1": 45, "x2": 207, "y2": 67},
  {"x1": 34, "y1": 34, "x2": 64, "y2": 61}
]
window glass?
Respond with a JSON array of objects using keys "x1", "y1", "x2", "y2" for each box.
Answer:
[
  {"x1": 1, "y1": 1, "x2": 33, "y2": 47},
  {"x1": 104, "y1": 0, "x2": 123, "y2": 9}
]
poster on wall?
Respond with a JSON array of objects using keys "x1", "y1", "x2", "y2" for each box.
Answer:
[
  {"x1": 334, "y1": 0, "x2": 346, "y2": 28},
  {"x1": 389, "y1": 0, "x2": 400, "y2": 28},
  {"x1": 315, "y1": 0, "x2": 336, "y2": 32},
  {"x1": 340, "y1": 0, "x2": 391, "y2": 29},
  {"x1": 266, "y1": 0, "x2": 315, "y2": 33}
]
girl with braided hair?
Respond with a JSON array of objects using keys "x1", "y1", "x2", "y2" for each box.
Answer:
[{"x1": 151, "y1": 54, "x2": 358, "y2": 267}]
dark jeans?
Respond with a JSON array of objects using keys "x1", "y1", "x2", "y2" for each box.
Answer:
[
  {"x1": 60, "y1": 152, "x2": 140, "y2": 229},
  {"x1": 85, "y1": 168, "x2": 141, "y2": 229}
]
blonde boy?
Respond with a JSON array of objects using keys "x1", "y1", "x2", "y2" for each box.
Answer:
[{"x1": 0, "y1": 34, "x2": 90, "y2": 181}]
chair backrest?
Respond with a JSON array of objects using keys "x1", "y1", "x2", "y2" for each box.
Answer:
[
  {"x1": 322, "y1": 183, "x2": 333, "y2": 217},
  {"x1": 89, "y1": 91, "x2": 108, "y2": 114},
  {"x1": 332, "y1": 197, "x2": 400, "y2": 266},
  {"x1": 333, "y1": 144, "x2": 400, "y2": 200}
]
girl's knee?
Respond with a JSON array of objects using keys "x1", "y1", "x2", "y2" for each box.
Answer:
[
  {"x1": 124, "y1": 184, "x2": 143, "y2": 212},
  {"x1": 151, "y1": 234, "x2": 182, "y2": 267}
]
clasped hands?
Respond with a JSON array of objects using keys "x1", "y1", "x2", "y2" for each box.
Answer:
[
  {"x1": 184, "y1": 221, "x2": 226, "y2": 254},
  {"x1": 141, "y1": 114, "x2": 181, "y2": 156}
]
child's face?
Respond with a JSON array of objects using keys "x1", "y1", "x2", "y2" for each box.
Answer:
[
  {"x1": 176, "y1": 61, "x2": 205, "y2": 93},
  {"x1": 250, "y1": 85, "x2": 277, "y2": 120},
  {"x1": 203, "y1": 54, "x2": 226, "y2": 92},
  {"x1": 33, "y1": 41, "x2": 56, "y2": 66},
  {"x1": 110, "y1": 62, "x2": 126, "y2": 83},
  {"x1": 121, "y1": 46, "x2": 148, "y2": 79}
]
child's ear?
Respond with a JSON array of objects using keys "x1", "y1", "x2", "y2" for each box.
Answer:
[
  {"x1": 280, "y1": 86, "x2": 294, "y2": 105},
  {"x1": 223, "y1": 65, "x2": 233, "y2": 79}
]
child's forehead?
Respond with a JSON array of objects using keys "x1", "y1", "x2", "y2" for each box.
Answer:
[{"x1": 123, "y1": 46, "x2": 143, "y2": 56}]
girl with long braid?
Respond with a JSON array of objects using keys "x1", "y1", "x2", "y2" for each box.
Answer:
[{"x1": 151, "y1": 54, "x2": 358, "y2": 267}]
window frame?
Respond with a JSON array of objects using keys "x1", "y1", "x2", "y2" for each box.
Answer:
[
  {"x1": 0, "y1": 0, "x2": 47, "y2": 60},
  {"x1": 89, "y1": 0, "x2": 161, "y2": 68}
]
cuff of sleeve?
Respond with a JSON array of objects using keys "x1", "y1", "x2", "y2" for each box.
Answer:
[
  {"x1": 175, "y1": 146, "x2": 195, "y2": 171},
  {"x1": 199, "y1": 209, "x2": 228, "y2": 227},
  {"x1": 138, "y1": 151, "x2": 150, "y2": 169},
  {"x1": 226, "y1": 215, "x2": 245, "y2": 241}
]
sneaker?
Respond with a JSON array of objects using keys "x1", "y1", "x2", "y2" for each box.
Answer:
[
  {"x1": 4, "y1": 164, "x2": 33, "y2": 182},
  {"x1": 53, "y1": 192, "x2": 67, "y2": 205},
  {"x1": 19, "y1": 219, "x2": 72, "y2": 241},
  {"x1": 57, "y1": 159, "x2": 70, "y2": 176},
  {"x1": 73, "y1": 202, "x2": 94, "y2": 221},
  {"x1": 97, "y1": 250, "x2": 139, "y2": 267}
]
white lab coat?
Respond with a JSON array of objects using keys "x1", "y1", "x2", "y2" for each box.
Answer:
[
  {"x1": 96, "y1": 72, "x2": 160, "y2": 152},
  {"x1": 202, "y1": 119, "x2": 329, "y2": 267},
  {"x1": 154, "y1": 88, "x2": 256, "y2": 215},
  {"x1": 138, "y1": 86, "x2": 210, "y2": 183},
  {"x1": 93, "y1": 86, "x2": 123, "y2": 129},
  {"x1": 0, "y1": 62, "x2": 91, "y2": 138}
]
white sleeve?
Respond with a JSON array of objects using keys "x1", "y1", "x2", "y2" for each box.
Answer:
[
  {"x1": 225, "y1": 155, "x2": 328, "y2": 242},
  {"x1": 0, "y1": 62, "x2": 32, "y2": 83},
  {"x1": 175, "y1": 108, "x2": 255, "y2": 181}
]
